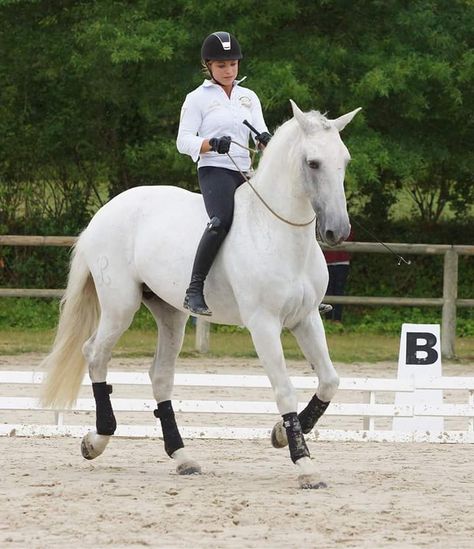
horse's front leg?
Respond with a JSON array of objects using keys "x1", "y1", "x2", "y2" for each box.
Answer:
[
  {"x1": 246, "y1": 313, "x2": 325, "y2": 489},
  {"x1": 272, "y1": 311, "x2": 339, "y2": 449}
]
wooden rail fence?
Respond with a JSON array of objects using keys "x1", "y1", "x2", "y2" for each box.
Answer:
[{"x1": 0, "y1": 236, "x2": 473, "y2": 358}]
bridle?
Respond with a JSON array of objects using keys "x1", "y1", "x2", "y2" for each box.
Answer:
[{"x1": 226, "y1": 141, "x2": 317, "y2": 228}]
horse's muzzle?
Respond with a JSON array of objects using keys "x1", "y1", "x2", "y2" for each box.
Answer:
[
  {"x1": 324, "y1": 229, "x2": 345, "y2": 246},
  {"x1": 314, "y1": 203, "x2": 350, "y2": 246}
]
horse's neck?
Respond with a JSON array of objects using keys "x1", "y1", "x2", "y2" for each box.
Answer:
[
  {"x1": 249, "y1": 142, "x2": 314, "y2": 226},
  {"x1": 234, "y1": 157, "x2": 315, "y2": 264}
]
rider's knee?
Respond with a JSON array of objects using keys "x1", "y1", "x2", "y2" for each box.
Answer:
[{"x1": 206, "y1": 216, "x2": 230, "y2": 237}]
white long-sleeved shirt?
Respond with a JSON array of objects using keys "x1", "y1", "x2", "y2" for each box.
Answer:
[{"x1": 176, "y1": 79, "x2": 268, "y2": 171}]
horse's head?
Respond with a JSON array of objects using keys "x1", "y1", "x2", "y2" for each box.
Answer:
[{"x1": 289, "y1": 100, "x2": 361, "y2": 246}]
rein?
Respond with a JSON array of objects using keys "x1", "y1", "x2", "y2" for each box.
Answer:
[{"x1": 227, "y1": 141, "x2": 317, "y2": 228}]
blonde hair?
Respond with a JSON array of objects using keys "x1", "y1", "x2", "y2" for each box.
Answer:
[
  {"x1": 201, "y1": 60, "x2": 212, "y2": 79},
  {"x1": 200, "y1": 59, "x2": 240, "y2": 80}
]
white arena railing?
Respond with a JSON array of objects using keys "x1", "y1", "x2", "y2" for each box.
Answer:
[{"x1": 1, "y1": 371, "x2": 473, "y2": 443}]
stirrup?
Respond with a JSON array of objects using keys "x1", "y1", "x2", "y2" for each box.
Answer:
[
  {"x1": 318, "y1": 303, "x2": 333, "y2": 315},
  {"x1": 183, "y1": 293, "x2": 212, "y2": 316}
]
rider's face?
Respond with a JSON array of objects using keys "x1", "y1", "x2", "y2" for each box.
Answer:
[{"x1": 209, "y1": 59, "x2": 239, "y2": 86}]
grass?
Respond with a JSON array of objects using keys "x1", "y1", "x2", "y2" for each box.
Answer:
[{"x1": 1, "y1": 326, "x2": 473, "y2": 364}]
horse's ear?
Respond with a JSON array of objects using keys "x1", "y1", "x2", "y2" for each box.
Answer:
[
  {"x1": 331, "y1": 107, "x2": 362, "y2": 132},
  {"x1": 290, "y1": 99, "x2": 311, "y2": 132}
]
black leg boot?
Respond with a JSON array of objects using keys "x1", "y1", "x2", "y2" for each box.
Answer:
[
  {"x1": 184, "y1": 216, "x2": 227, "y2": 316},
  {"x1": 184, "y1": 273, "x2": 211, "y2": 316},
  {"x1": 319, "y1": 303, "x2": 333, "y2": 315}
]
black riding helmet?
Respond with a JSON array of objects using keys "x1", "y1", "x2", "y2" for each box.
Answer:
[{"x1": 201, "y1": 32, "x2": 243, "y2": 61}]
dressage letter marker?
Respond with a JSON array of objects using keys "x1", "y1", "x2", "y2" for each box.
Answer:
[
  {"x1": 405, "y1": 332, "x2": 438, "y2": 365},
  {"x1": 393, "y1": 324, "x2": 444, "y2": 432}
]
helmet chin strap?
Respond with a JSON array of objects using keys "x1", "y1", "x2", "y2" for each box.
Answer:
[{"x1": 211, "y1": 76, "x2": 226, "y2": 86}]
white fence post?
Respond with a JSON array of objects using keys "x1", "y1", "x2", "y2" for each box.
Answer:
[
  {"x1": 362, "y1": 391, "x2": 375, "y2": 431},
  {"x1": 195, "y1": 318, "x2": 210, "y2": 353},
  {"x1": 469, "y1": 391, "x2": 474, "y2": 433}
]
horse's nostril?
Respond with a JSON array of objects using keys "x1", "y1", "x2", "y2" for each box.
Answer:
[{"x1": 325, "y1": 230, "x2": 336, "y2": 244}]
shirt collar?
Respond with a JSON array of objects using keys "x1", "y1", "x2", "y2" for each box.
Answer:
[{"x1": 202, "y1": 76, "x2": 247, "y2": 88}]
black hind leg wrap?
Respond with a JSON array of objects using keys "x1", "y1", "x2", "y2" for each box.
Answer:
[
  {"x1": 154, "y1": 400, "x2": 184, "y2": 458},
  {"x1": 92, "y1": 382, "x2": 117, "y2": 435},
  {"x1": 298, "y1": 394, "x2": 330, "y2": 434},
  {"x1": 282, "y1": 412, "x2": 310, "y2": 463}
]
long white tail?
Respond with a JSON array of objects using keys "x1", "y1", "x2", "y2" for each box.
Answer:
[{"x1": 40, "y1": 239, "x2": 100, "y2": 409}]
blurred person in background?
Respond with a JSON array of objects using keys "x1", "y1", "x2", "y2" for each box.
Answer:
[{"x1": 323, "y1": 228, "x2": 354, "y2": 322}]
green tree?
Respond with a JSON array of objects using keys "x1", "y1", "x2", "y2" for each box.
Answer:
[{"x1": 1, "y1": 0, "x2": 473, "y2": 235}]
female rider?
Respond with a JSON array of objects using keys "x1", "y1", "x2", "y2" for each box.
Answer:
[{"x1": 177, "y1": 31, "x2": 271, "y2": 316}]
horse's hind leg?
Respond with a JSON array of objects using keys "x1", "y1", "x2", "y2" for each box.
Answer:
[
  {"x1": 143, "y1": 295, "x2": 201, "y2": 475},
  {"x1": 81, "y1": 285, "x2": 141, "y2": 460}
]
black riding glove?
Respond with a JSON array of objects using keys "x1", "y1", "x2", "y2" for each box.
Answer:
[
  {"x1": 209, "y1": 135, "x2": 232, "y2": 154},
  {"x1": 255, "y1": 131, "x2": 272, "y2": 147}
]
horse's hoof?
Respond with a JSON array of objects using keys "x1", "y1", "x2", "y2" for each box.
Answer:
[
  {"x1": 171, "y1": 448, "x2": 201, "y2": 475},
  {"x1": 176, "y1": 461, "x2": 201, "y2": 475},
  {"x1": 298, "y1": 475, "x2": 327, "y2": 489},
  {"x1": 81, "y1": 432, "x2": 110, "y2": 460},
  {"x1": 81, "y1": 438, "x2": 95, "y2": 460},
  {"x1": 271, "y1": 420, "x2": 288, "y2": 448}
]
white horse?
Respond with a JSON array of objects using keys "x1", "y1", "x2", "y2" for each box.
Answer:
[{"x1": 41, "y1": 100, "x2": 360, "y2": 489}]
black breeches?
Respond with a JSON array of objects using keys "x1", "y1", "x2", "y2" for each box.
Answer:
[
  {"x1": 187, "y1": 167, "x2": 246, "y2": 282},
  {"x1": 198, "y1": 166, "x2": 246, "y2": 232}
]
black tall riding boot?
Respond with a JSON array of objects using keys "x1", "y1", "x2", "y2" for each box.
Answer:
[
  {"x1": 184, "y1": 272, "x2": 211, "y2": 316},
  {"x1": 184, "y1": 217, "x2": 227, "y2": 316}
]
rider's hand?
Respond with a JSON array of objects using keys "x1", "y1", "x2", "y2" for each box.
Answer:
[
  {"x1": 255, "y1": 131, "x2": 272, "y2": 147},
  {"x1": 209, "y1": 136, "x2": 232, "y2": 154}
]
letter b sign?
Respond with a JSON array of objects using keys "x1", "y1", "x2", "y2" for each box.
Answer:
[
  {"x1": 406, "y1": 331, "x2": 439, "y2": 365},
  {"x1": 394, "y1": 324, "x2": 443, "y2": 432}
]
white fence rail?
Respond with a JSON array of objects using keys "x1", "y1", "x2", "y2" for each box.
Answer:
[{"x1": 1, "y1": 371, "x2": 474, "y2": 443}]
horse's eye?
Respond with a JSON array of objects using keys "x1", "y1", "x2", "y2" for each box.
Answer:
[{"x1": 307, "y1": 160, "x2": 320, "y2": 170}]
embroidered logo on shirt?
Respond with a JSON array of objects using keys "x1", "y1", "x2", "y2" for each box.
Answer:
[{"x1": 239, "y1": 96, "x2": 252, "y2": 108}]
